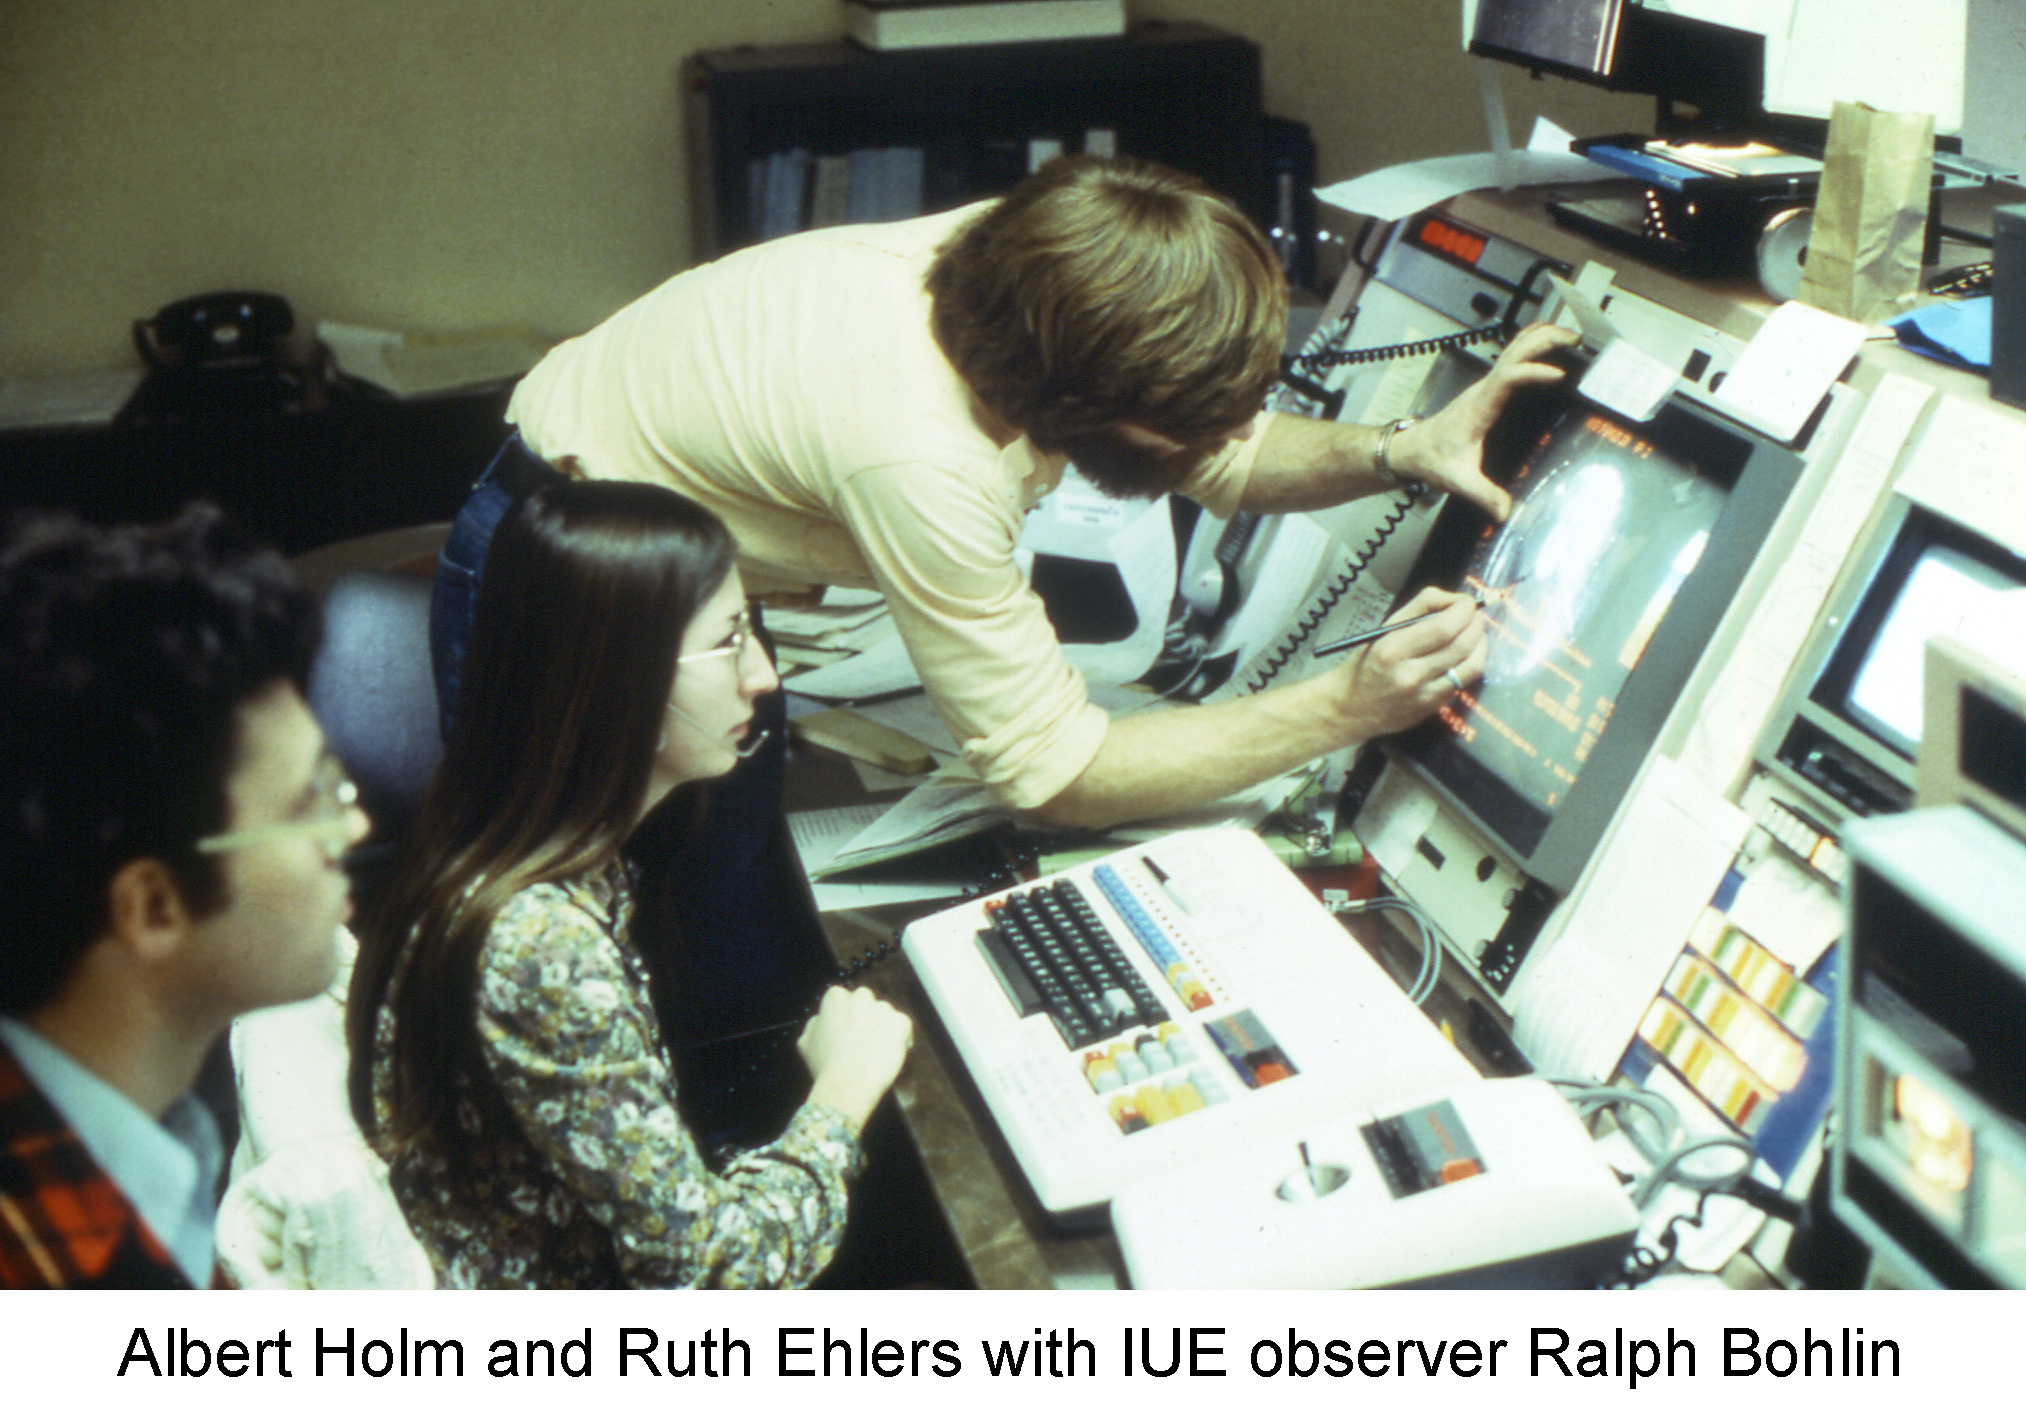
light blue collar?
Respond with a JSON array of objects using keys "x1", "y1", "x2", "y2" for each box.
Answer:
[{"x1": 0, "y1": 1017, "x2": 222, "y2": 1286}]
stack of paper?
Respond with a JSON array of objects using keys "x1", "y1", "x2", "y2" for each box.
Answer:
[
  {"x1": 765, "y1": 586, "x2": 894, "y2": 670},
  {"x1": 319, "y1": 321, "x2": 549, "y2": 398},
  {"x1": 0, "y1": 369, "x2": 144, "y2": 429},
  {"x1": 844, "y1": 0, "x2": 1125, "y2": 52},
  {"x1": 789, "y1": 801, "x2": 985, "y2": 910},
  {"x1": 801, "y1": 772, "x2": 1004, "y2": 880}
]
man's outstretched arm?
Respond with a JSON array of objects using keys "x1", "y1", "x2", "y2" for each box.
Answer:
[
  {"x1": 1024, "y1": 586, "x2": 1487, "y2": 832},
  {"x1": 1239, "y1": 322, "x2": 1579, "y2": 519}
]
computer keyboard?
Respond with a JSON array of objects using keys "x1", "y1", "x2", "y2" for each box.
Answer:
[
  {"x1": 976, "y1": 879, "x2": 1169, "y2": 1046},
  {"x1": 902, "y1": 828, "x2": 1475, "y2": 1219}
]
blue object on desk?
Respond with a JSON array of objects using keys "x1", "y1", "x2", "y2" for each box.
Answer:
[
  {"x1": 1889, "y1": 295, "x2": 1993, "y2": 371},
  {"x1": 1579, "y1": 142, "x2": 1699, "y2": 191}
]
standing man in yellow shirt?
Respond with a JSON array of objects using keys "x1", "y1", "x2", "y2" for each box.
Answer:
[{"x1": 433, "y1": 156, "x2": 1570, "y2": 1067}]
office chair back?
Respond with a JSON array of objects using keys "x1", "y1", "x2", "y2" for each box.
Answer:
[{"x1": 307, "y1": 569, "x2": 442, "y2": 915}]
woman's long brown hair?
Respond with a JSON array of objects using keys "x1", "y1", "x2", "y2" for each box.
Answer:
[{"x1": 347, "y1": 480, "x2": 734, "y2": 1187}]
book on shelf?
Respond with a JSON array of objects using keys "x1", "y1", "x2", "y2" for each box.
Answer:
[
  {"x1": 844, "y1": 146, "x2": 924, "y2": 223},
  {"x1": 760, "y1": 148, "x2": 813, "y2": 240},
  {"x1": 843, "y1": 0, "x2": 1126, "y2": 52},
  {"x1": 809, "y1": 154, "x2": 853, "y2": 227}
]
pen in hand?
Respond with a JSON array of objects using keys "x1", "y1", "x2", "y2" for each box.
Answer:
[
  {"x1": 1311, "y1": 607, "x2": 1453, "y2": 658},
  {"x1": 1312, "y1": 586, "x2": 1489, "y2": 659}
]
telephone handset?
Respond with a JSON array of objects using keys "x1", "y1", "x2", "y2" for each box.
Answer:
[
  {"x1": 1144, "y1": 324, "x2": 1516, "y2": 700},
  {"x1": 1147, "y1": 510, "x2": 1346, "y2": 699},
  {"x1": 134, "y1": 291, "x2": 294, "y2": 371}
]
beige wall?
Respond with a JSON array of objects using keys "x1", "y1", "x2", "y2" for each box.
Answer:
[{"x1": 0, "y1": 1, "x2": 1644, "y2": 378}]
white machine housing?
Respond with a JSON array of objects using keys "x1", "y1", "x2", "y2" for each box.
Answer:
[
  {"x1": 900, "y1": 829, "x2": 1474, "y2": 1221},
  {"x1": 1113, "y1": 1075, "x2": 1639, "y2": 1288}
]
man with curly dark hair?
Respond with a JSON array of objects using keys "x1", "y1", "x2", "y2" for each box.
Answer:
[{"x1": 0, "y1": 504, "x2": 365, "y2": 1287}]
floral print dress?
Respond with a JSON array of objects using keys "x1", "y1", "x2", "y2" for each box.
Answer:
[{"x1": 375, "y1": 862, "x2": 861, "y2": 1288}]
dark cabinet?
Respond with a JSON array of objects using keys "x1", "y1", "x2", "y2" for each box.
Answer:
[
  {"x1": 0, "y1": 385, "x2": 510, "y2": 556},
  {"x1": 682, "y1": 22, "x2": 1266, "y2": 259}
]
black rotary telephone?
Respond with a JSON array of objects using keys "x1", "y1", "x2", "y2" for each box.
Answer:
[
  {"x1": 125, "y1": 291, "x2": 321, "y2": 422},
  {"x1": 134, "y1": 291, "x2": 295, "y2": 371}
]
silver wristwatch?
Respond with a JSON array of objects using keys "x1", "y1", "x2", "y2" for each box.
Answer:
[{"x1": 1375, "y1": 416, "x2": 1419, "y2": 486}]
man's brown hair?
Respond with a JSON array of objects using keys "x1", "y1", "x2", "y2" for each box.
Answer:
[{"x1": 927, "y1": 155, "x2": 1287, "y2": 494}]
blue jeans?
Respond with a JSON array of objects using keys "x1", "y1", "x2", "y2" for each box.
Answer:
[
  {"x1": 431, "y1": 439, "x2": 831, "y2": 1065},
  {"x1": 428, "y1": 438, "x2": 529, "y2": 740}
]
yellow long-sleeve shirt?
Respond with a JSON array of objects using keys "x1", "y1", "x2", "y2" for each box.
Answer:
[{"x1": 508, "y1": 204, "x2": 1263, "y2": 809}]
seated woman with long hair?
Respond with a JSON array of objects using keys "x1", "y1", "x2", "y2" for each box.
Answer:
[{"x1": 347, "y1": 480, "x2": 911, "y2": 1288}]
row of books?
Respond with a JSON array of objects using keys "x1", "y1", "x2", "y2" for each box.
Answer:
[
  {"x1": 745, "y1": 129, "x2": 1116, "y2": 241},
  {"x1": 748, "y1": 148, "x2": 924, "y2": 239}
]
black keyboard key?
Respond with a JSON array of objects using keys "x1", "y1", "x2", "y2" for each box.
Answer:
[
  {"x1": 975, "y1": 926, "x2": 1045, "y2": 1017},
  {"x1": 983, "y1": 880, "x2": 1172, "y2": 1047}
]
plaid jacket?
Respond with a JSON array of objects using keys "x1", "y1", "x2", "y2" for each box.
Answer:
[{"x1": 0, "y1": 1044, "x2": 196, "y2": 1288}]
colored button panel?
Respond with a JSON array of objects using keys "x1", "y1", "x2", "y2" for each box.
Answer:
[{"x1": 1095, "y1": 864, "x2": 1215, "y2": 1010}]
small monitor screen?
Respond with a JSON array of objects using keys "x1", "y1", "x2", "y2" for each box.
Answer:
[
  {"x1": 1402, "y1": 405, "x2": 1726, "y2": 844},
  {"x1": 1811, "y1": 505, "x2": 2026, "y2": 765},
  {"x1": 1839, "y1": 544, "x2": 2020, "y2": 759},
  {"x1": 1471, "y1": 0, "x2": 1625, "y2": 79}
]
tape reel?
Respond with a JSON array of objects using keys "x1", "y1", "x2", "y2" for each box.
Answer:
[{"x1": 1756, "y1": 206, "x2": 1814, "y2": 302}]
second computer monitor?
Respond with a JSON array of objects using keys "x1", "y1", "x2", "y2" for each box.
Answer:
[{"x1": 1760, "y1": 495, "x2": 2026, "y2": 822}]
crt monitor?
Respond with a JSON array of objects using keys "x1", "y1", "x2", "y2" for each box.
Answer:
[
  {"x1": 1838, "y1": 805, "x2": 2026, "y2": 1288},
  {"x1": 1383, "y1": 350, "x2": 1803, "y2": 893},
  {"x1": 1468, "y1": 0, "x2": 1765, "y2": 134},
  {"x1": 1759, "y1": 496, "x2": 2026, "y2": 822}
]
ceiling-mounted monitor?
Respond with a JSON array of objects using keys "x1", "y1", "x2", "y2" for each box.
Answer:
[
  {"x1": 1469, "y1": 0, "x2": 1626, "y2": 84},
  {"x1": 1466, "y1": 0, "x2": 1966, "y2": 142}
]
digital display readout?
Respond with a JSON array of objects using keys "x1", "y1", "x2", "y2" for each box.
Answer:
[
  {"x1": 1412, "y1": 216, "x2": 1490, "y2": 267},
  {"x1": 1434, "y1": 410, "x2": 1720, "y2": 814}
]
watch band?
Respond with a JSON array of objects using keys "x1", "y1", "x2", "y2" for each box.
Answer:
[{"x1": 1375, "y1": 416, "x2": 1419, "y2": 486}]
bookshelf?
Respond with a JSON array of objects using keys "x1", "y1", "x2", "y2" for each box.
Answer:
[{"x1": 682, "y1": 22, "x2": 1266, "y2": 259}]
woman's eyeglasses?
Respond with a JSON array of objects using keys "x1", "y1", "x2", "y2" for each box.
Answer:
[{"x1": 677, "y1": 610, "x2": 757, "y2": 667}]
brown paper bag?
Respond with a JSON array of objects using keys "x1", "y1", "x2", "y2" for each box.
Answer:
[{"x1": 1797, "y1": 101, "x2": 1934, "y2": 324}]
